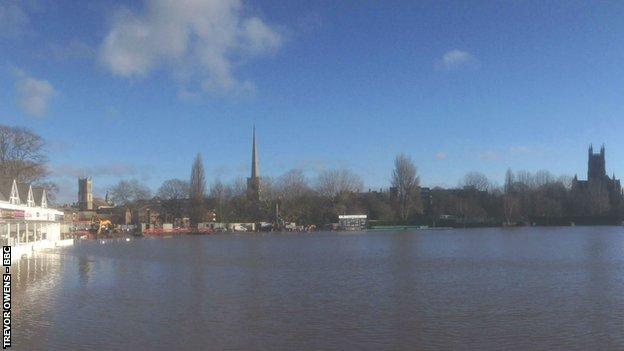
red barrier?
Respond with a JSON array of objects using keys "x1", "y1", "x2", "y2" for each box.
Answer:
[{"x1": 143, "y1": 227, "x2": 213, "y2": 236}]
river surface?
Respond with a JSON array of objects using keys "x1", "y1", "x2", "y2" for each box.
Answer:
[{"x1": 11, "y1": 227, "x2": 624, "y2": 350}]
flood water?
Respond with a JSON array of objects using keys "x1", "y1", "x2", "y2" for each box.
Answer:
[{"x1": 11, "y1": 227, "x2": 624, "y2": 350}]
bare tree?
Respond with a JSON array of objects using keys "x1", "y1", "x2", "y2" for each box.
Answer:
[
  {"x1": 209, "y1": 179, "x2": 232, "y2": 203},
  {"x1": 34, "y1": 181, "x2": 59, "y2": 203},
  {"x1": 275, "y1": 169, "x2": 314, "y2": 224},
  {"x1": 534, "y1": 170, "x2": 555, "y2": 188},
  {"x1": 210, "y1": 179, "x2": 233, "y2": 222},
  {"x1": 259, "y1": 176, "x2": 276, "y2": 202},
  {"x1": 588, "y1": 184, "x2": 611, "y2": 216},
  {"x1": 504, "y1": 168, "x2": 515, "y2": 194},
  {"x1": 391, "y1": 154, "x2": 420, "y2": 222},
  {"x1": 516, "y1": 170, "x2": 535, "y2": 189},
  {"x1": 109, "y1": 179, "x2": 152, "y2": 205},
  {"x1": 461, "y1": 172, "x2": 491, "y2": 192},
  {"x1": 189, "y1": 153, "x2": 206, "y2": 225},
  {"x1": 0, "y1": 125, "x2": 48, "y2": 183},
  {"x1": 157, "y1": 179, "x2": 189, "y2": 222},
  {"x1": 503, "y1": 194, "x2": 521, "y2": 225},
  {"x1": 157, "y1": 179, "x2": 189, "y2": 200},
  {"x1": 277, "y1": 169, "x2": 310, "y2": 200},
  {"x1": 231, "y1": 177, "x2": 247, "y2": 197},
  {"x1": 557, "y1": 175, "x2": 573, "y2": 189},
  {"x1": 503, "y1": 169, "x2": 520, "y2": 225},
  {"x1": 315, "y1": 169, "x2": 363, "y2": 198}
]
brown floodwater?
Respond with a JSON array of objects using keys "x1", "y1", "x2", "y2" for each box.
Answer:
[{"x1": 10, "y1": 227, "x2": 624, "y2": 350}]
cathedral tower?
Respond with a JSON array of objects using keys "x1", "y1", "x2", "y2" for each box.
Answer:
[{"x1": 587, "y1": 144, "x2": 606, "y2": 181}]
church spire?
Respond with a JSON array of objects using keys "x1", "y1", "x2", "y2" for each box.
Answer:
[
  {"x1": 247, "y1": 125, "x2": 261, "y2": 203},
  {"x1": 251, "y1": 125, "x2": 259, "y2": 179}
]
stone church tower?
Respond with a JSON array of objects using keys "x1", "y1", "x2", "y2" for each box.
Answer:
[{"x1": 78, "y1": 177, "x2": 93, "y2": 211}]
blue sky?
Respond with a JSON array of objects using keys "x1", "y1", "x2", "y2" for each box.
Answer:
[{"x1": 2, "y1": 0, "x2": 624, "y2": 203}]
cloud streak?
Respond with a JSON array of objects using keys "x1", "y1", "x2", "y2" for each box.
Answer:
[
  {"x1": 99, "y1": 0, "x2": 284, "y2": 96},
  {"x1": 13, "y1": 69, "x2": 57, "y2": 117},
  {"x1": 436, "y1": 50, "x2": 478, "y2": 71},
  {"x1": 51, "y1": 163, "x2": 139, "y2": 179},
  {"x1": 479, "y1": 150, "x2": 500, "y2": 161}
]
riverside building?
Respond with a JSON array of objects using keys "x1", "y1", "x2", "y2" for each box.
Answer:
[{"x1": 0, "y1": 178, "x2": 69, "y2": 259}]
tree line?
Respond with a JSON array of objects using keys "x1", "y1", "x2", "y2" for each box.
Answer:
[
  {"x1": 109, "y1": 153, "x2": 623, "y2": 227},
  {"x1": 2, "y1": 124, "x2": 621, "y2": 227}
]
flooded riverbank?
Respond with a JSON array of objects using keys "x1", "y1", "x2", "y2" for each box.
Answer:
[{"x1": 11, "y1": 227, "x2": 624, "y2": 350}]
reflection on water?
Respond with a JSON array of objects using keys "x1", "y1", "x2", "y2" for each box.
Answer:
[
  {"x1": 10, "y1": 227, "x2": 624, "y2": 350},
  {"x1": 13, "y1": 253, "x2": 54, "y2": 289},
  {"x1": 78, "y1": 255, "x2": 94, "y2": 284}
]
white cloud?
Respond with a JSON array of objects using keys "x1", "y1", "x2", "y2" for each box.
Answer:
[
  {"x1": 99, "y1": 0, "x2": 284, "y2": 96},
  {"x1": 437, "y1": 49, "x2": 478, "y2": 70},
  {"x1": 435, "y1": 151, "x2": 447, "y2": 160},
  {"x1": 0, "y1": 2, "x2": 30, "y2": 39},
  {"x1": 14, "y1": 69, "x2": 56, "y2": 117}
]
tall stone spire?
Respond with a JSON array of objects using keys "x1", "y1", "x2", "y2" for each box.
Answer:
[
  {"x1": 247, "y1": 125, "x2": 261, "y2": 202},
  {"x1": 251, "y1": 125, "x2": 259, "y2": 179}
]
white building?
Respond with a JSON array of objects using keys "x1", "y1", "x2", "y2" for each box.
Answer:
[
  {"x1": 0, "y1": 179, "x2": 71, "y2": 260},
  {"x1": 338, "y1": 214, "x2": 368, "y2": 231}
]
